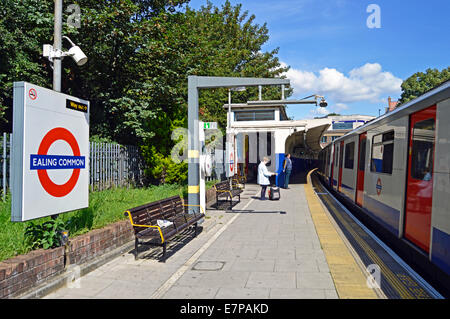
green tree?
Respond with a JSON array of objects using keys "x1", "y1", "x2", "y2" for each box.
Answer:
[
  {"x1": 0, "y1": 0, "x2": 290, "y2": 184},
  {"x1": 0, "y1": 0, "x2": 54, "y2": 127},
  {"x1": 399, "y1": 67, "x2": 450, "y2": 104},
  {"x1": 0, "y1": 0, "x2": 188, "y2": 138},
  {"x1": 139, "y1": 1, "x2": 291, "y2": 183}
]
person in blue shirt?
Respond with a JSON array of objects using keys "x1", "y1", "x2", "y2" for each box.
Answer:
[
  {"x1": 283, "y1": 153, "x2": 292, "y2": 189},
  {"x1": 257, "y1": 157, "x2": 277, "y2": 200}
]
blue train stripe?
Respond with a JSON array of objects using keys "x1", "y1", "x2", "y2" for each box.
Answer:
[
  {"x1": 431, "y1": 228, "x2": 450, "y2": 276},
  {"x1": 340, "y1": 183, "x2": 354, "y2": 199},
  {"x1": 363, "y1": 194, "x2": 399, "y2": 236},
  {"x1": 341, "y1": 183, "x2": 354, "y2": 191}
]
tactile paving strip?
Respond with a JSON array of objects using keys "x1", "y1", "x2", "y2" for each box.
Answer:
[{"x1": 311, "y1": 172, "x2": 438, "y2": 299}]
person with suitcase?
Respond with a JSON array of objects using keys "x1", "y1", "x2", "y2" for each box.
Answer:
[{"x1": 257, "y1": 156, "x2": 277, "y2": 200}]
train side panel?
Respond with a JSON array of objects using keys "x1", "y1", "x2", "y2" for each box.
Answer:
[
  {"x1": 326, "y1": 146, "x2": 332, "y2": 180},
  {"x1": 364, "y1": 118, "x2": 408, "y2": 237},
  {"x1": 332, "y1": 142, "x2": 340, "y2": 190},
  {"x1": 340, "y1": 136, "x2": 358, "y2": 201},
  {"x1": 431, "y1": 97, "x2": 450, "y2": 275},
  {"x1": 330, "y1": 143, "x2": 336, "y2": 186}
]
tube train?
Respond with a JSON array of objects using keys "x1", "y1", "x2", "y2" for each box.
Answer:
[{"x1": 317, "y1": 80, "x2": 450, "y2": 285}]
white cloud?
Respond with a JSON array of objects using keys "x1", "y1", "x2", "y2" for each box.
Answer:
[
  {"x1": 310, "y1": 107, "x2": 330, "y2": 117},
  {"x1": 282, "y1": 63, "x2": 402, "y2": 104},
  {"x1": 334, "y1": 103, "x2": 349, "y2": 111}
]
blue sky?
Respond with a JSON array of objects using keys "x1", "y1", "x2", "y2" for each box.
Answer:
[{"x1": 187, "y1": 0, "x2": 450, "y2": 120}]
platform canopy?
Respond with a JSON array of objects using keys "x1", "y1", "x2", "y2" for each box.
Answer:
[{"x1": 284, "y1": 120, "x2": 331, "y2": 154}]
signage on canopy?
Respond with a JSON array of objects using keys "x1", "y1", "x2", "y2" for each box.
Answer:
[
  {"x1": 203, "y1": 122, "x2": 218, "y2": 130},
  {"x1": 11, "y1": 82, "x2": 90, "y2": 222}
]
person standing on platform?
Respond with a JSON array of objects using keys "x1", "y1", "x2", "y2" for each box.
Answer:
[
  {"x1": 283, "y1": 153, "x2": 292, "y2": 189},
  {"x1": 257, "y1": 156, "x2": 277, "y2": 200}
]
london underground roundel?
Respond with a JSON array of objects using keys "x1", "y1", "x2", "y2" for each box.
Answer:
[
  {"x1": 31, "y1": 127, "x2": 85, "y2": 197},
  {"x1": 230, "y1": 152, "x2": 234, "y2": 173},
  {"x1": 376, "y1": 178, "x2": 382, "y2": 196}
]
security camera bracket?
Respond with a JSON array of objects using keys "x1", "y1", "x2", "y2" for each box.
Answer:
[{"x1": 43, "y1": 44, "x2": 74, "y2": 63}]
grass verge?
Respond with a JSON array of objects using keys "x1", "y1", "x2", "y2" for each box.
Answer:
[{"x1": 0, "y1": 181, "x2": 217, "y2": 262}]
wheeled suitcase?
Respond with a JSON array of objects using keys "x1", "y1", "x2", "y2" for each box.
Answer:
[
  {"x1": 268, "y1": 175, "x2": 280, "y2": 200},
  {"x1": 268, "y1": 186, "x2": 280, "y2": 200}
]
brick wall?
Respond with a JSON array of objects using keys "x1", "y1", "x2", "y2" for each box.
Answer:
[
  {"x1": 66, "y1": 220, "x2": 134, "y2": 266},
  {"x1": 0, "y1": 247, "x2": 65, "y2": 299},
  {"x1": 0, "y1": 191, "x2": 217, "y2": 299},
  {"x1": 0, "y1": 220, "x2": 135, "y2": 299}
]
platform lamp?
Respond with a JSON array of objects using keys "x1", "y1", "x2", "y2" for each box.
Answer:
[{"x1": 298, "y1": 94, "x2": 328, "y2": 108}]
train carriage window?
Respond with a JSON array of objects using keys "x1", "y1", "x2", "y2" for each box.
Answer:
[
  {"x1": 344, "y1": 142, "x2": 355, "y2": 169},
  {"x1": 358, "y1": 138, "x2": 367, "y2": 171},
  {"x1": 411, "y1": 118, "x2": 435, "y2": 181},
  {"x1": 371, "y1": 131, "x2": 394, "y2": 174}
]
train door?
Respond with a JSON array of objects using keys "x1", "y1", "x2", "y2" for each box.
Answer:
[
  {"x1": 404, "y1": 105, "x2": 436, "y2": 253},
  {"x1": 333, "y1": 144, "x2": 339, "y2": 189},
  {"x1": 330, "y1": 144, "x2": 335, "y2": 187},
  {"x1": 338, "y1": 141, "x2": 344, "y2": 192},
  {"x1": 355, "y1": 133, "x2": 367, "y2": 207}
]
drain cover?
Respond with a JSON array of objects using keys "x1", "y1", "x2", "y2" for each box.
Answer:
[{"x1": 192, "y1": 261, "x2": 225, "y2": 271}]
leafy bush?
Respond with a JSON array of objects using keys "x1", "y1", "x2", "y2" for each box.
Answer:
[
  {"x1": 144, "y1": 147, "x2": 187, "y2": 185},
  {"x1": 24, "y1": 219, "x2": 67, "y2": 250}
]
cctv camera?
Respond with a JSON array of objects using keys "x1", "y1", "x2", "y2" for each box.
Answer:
[
  {"x1": 68, "y1": 45, "x2": 87, "y2": 66},
  {"x1": 319, "y1": 98, "x2": 328, "y2": 108}
]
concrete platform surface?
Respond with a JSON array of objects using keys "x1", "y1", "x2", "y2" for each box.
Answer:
[{"x1": 43, "y1": 183, "x2": 340, "y2": 299}]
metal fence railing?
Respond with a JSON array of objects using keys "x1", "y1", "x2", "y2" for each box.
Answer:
[
  {"x1": 0, "y1": 133, "x2": 145, "y2": 200},
  {"x1": 89, "y1": 142, "x2": 144, "y2": 191}
]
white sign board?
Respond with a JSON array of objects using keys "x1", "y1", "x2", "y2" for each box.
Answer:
[
  {"x1": 11, "y1": 82, "x2": 90, "y2": 222},
  {"x1": 203, "y1": 122, "x2": 217, "y2": 130}
]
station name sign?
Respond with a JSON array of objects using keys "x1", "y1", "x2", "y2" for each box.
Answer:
[
  {"x1": 11, "y1": 82, "x2": 90, "y2": 222},
  {"x1": 30, "y1": 155, "x2": 86, "y2": 170}
]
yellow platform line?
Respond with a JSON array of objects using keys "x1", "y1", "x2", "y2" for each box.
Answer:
[
  {"x1": 312, "y1": 176, "x2": 419, "y2": 299},
  {"x1": 304, "y1": 169, "x2": 378, "y2": 299}
]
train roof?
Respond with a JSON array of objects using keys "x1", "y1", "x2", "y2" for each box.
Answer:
[{"x1": 323, "y1": 79, "x2": 450, "y2": 149}]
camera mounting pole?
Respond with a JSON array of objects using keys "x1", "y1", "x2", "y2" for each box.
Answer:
[
  {"x1": 53, "y1": 0, "x2": 63, "y2": 92},
  {"x1": 43, "y1": 1, "x2": 87, "y2": 95}
]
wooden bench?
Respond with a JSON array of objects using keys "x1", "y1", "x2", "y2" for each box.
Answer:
[
  {"x1": 214, "y1": 180, "x2": 243, "y2": 210},
  {"x1": 231, "y1": 174, "x2": 246, "y2": 189},
  {"x1": 124, "y1": 195, "x2": 205, "y2": 262}
]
